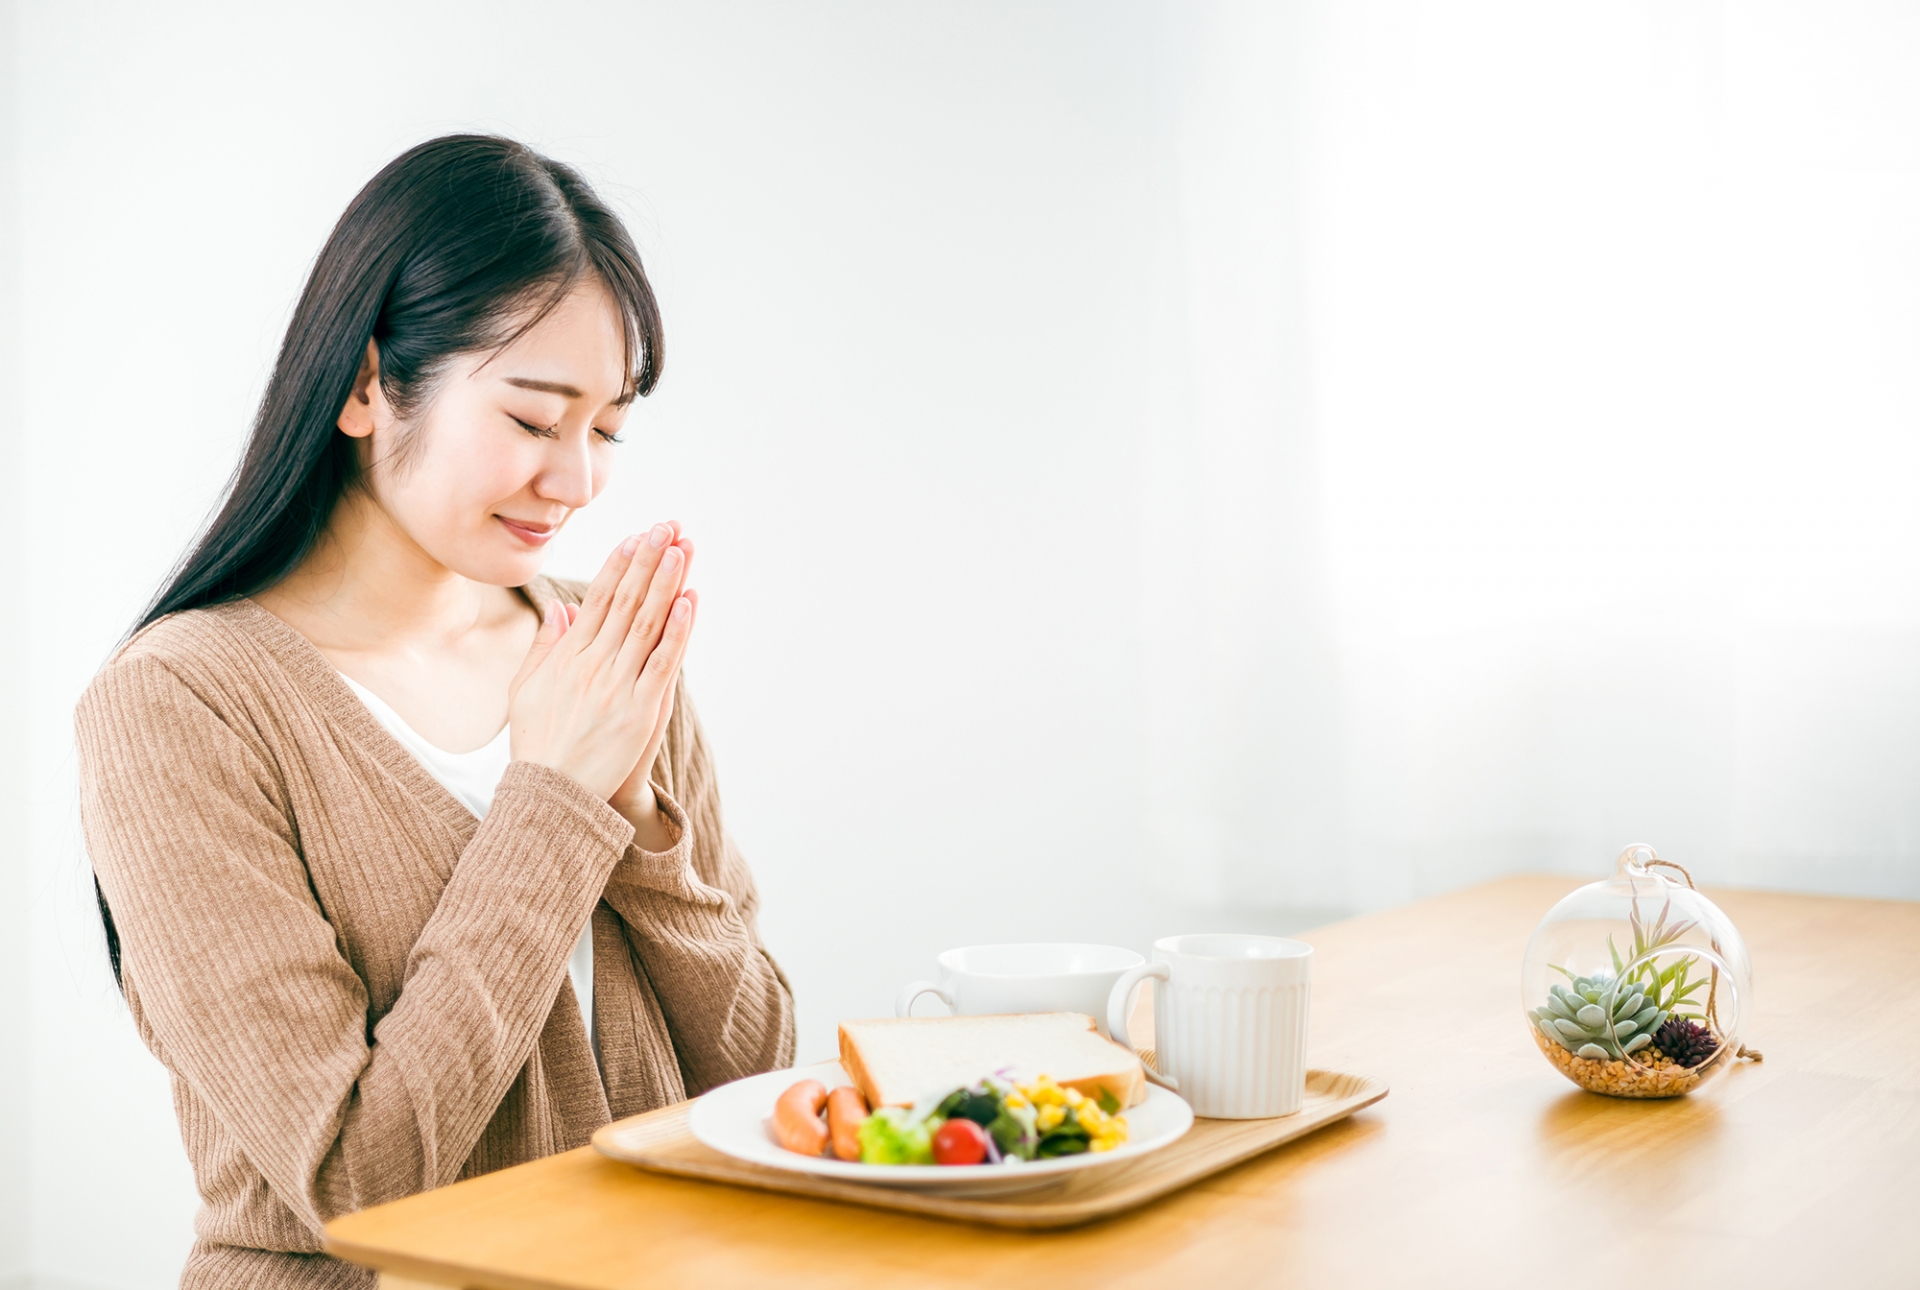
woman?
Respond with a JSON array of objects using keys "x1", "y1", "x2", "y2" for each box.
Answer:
[{"x1": 75, "y1": 136, "x2": 795, "y2": 1289}]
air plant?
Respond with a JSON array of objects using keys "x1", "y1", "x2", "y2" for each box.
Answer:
[{"x1": 1607, "y1": 894, "x2": 1709, "y2": 1019}]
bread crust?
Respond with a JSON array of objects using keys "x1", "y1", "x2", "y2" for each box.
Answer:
[
  {"x1": 837, "y1": 1025, "x2": 879, "y2": 1105},
  {"x1": 1059, "y1": 1064, "x2": 1147, "y2": 1110}
]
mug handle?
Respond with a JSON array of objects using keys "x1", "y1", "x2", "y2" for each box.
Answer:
[
  {"x1": 1107, "y1": 962, "x2": 1179, "y2": 1091},
  {"x1": 894, "y1": 980, "x2": 954, "y2": 1018}
]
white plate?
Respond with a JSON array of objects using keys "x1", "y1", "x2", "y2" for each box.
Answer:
[{"x1": 687, "y1": 1060, "x2": 1193, "y2": 1197}]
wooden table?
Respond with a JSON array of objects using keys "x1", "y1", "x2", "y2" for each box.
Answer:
[{"x1": 325, "y1": 876, "x2": 1920, "y2": 1288}]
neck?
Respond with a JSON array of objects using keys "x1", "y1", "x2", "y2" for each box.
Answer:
[{"x1": 263, "y1": 486, "x2": 501, "y2": 651}]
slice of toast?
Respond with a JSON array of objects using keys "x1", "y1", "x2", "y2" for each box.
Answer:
[{"x1": 837, "y1": 1012, "x2": 1147, "y2": 1109}]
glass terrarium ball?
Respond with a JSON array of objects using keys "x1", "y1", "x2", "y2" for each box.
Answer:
[{"x1": 1521, "y1": 844, "x2": 1751, "y2": 1098}]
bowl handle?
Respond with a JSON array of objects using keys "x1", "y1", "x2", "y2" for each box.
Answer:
[
  {"x1": 894, "y1": 980, "x2": 954, "y2": 1018},
  {"x1": 1107, "y1": 962, "x2": 1179, "y2": 1091}
]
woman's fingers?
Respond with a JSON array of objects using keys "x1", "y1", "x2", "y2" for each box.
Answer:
[
  {"x1": 632, "y1": 670, "x2": 681, "y2": 792},
  {"x1": 609, "y1": 532, "x2": 693, "y2": 679},
  {"x1": 612, "y1": 543, "x2": 687, "y2": 678},
  {"x1": 666, "y1": 536, "x2": 693, "y2": 600},
  {"x1": 653, "y1": 672, "x2": 680, "y2": 740},
  {"x1": 636, "y1": 590, "x2": 696, "y2": 701},
  {"x1": 566, "y1": 534, "x2": 646, "y2": 647},
  {"x1": 584, "y1": 523, "x2": 677, "y2": 657},
  {"x1": 508, "y1": 600, "x2": 566, "y2": 698}
]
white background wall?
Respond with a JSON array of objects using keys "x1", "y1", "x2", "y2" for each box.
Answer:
[
  {"x1": 1, "y1": 3, "x2": 29, "y2": 1285},
  {"x1": 3, "y1": 3, "x2": 1917, "y2": 1287}
]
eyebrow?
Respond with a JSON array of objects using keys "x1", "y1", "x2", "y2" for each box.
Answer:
[
  {"x1": 505, "y1": 376, "x2": 638, "y2": 408},
  {"x1": 505, "y1": 377, "x2": 583, "y2": 398}
]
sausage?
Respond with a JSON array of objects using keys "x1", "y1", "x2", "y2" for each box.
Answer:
[
  {"x1": 771, "y1": 1079, "x2": 829, "y2": 1156},
  {"x1": 826, "y1": 1086, "x2": 870, "y2": 1161}
]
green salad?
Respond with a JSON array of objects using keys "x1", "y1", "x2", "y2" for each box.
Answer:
[{"x1": 856, "y1": 1074, "x2": 1127, "y2": 1166}]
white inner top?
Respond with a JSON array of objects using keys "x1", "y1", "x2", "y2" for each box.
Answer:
[{"x1": 340, "y1": 675, "x2": 599, "y2": 1081}]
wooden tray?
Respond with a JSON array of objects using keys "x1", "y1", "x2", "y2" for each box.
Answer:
[{"x1": 591, "y1": 1068, "x2": 1387, "y2": 1229}]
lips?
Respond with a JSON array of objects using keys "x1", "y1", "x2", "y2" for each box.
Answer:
[{"x1": 497, "y1": 516, "x2": 562, "y2": 546}]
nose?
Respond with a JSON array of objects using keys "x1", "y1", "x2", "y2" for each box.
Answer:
[{"x1": 534, "y1": 431, "x2": 596, "y2": 510}]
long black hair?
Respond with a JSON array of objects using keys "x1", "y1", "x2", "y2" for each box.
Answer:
[{"x1": 99, "y1": 135, "x2": 664, "y2": 986}]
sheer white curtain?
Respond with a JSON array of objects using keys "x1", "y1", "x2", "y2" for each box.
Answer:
[
  {"x1": 1141, "y1": 0, "x2": 1349, "y2": 911},
  {"x1": 1145, "y1": 0, "x2": 1920, "y2": 911}
]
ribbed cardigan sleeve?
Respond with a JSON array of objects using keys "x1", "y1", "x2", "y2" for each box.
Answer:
[
  {"x1": 601, "y1": 688, "x2": 796, "y2": 1095},
  {"x1": 74, "y1": 652, "x2": 634, "y2": 1237}
]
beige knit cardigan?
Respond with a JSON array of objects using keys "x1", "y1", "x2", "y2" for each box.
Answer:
[{"x1": 74, "y1": 578, "x2": 795, "y2": 1290}]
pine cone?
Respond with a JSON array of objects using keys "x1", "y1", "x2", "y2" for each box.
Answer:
[{"x1": 1653, "y1": 1016, "x2": 1717, "y2": 1068}]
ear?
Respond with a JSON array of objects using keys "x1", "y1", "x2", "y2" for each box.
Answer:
[{"x1": 336, "y1": 339, "x2": 390, "y2": 439}]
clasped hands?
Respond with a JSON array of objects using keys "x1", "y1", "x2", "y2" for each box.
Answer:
[{"x1": 508, "y1": 522, "x2": 696, "y2": 849}]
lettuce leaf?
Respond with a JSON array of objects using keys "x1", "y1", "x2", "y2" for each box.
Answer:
[{"x1": 857, "y1": 1107, "x2": 936, "y2": 1165}]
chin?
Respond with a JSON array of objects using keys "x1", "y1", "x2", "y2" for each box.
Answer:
[{"x1": 449, "y1": 545, "x2": 548, "y2": 588}]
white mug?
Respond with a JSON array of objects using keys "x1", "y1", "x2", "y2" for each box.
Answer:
[
  {"x1": 1107, "y1": 933, "x2": 1313, "y2": 1119},
  {"x1": 895, "y1": 943, "x2": 1144, "y2": 1037}
]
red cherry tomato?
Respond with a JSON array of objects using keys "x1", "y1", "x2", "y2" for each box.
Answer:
[{"x1": 932, "y1": 1117, "x2": 990, "y2": 1166}]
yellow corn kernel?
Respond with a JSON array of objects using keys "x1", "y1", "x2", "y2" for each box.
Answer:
[{"x1": 1022, "y1": 1076, "x2": 1063, "y2": 1103}]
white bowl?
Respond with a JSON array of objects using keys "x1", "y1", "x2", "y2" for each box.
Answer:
[
  {"x1": 688, "y1": 1060, "x2": 1193, "y2": 1197},
  {"x1": 897, "y1": 942, "x2": 1145, "y2": 1037}
]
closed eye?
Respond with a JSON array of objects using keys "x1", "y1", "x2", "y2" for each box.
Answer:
[
  {"x1": 512, "y1": 415, "x2": 559, "y2": 439},
  {"x1": 595, "y1": 428, "x2": 625, "y2": 445}
]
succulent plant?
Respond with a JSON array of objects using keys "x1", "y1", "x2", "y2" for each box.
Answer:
[
  {"x1": 1653, "y1": 1016, "x2": 1718, "y2": 1068},
  {"x1": 1531, "y1": 971, "x2": 1669, "y2": 1061}
]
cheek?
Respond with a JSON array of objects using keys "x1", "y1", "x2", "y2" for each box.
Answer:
[
  {"x1": 469, "y1": 442, "x2": 549, "y2": 510},
  {"x1": 389, "y1": 422, "x2": 541, "y2": 525}
]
